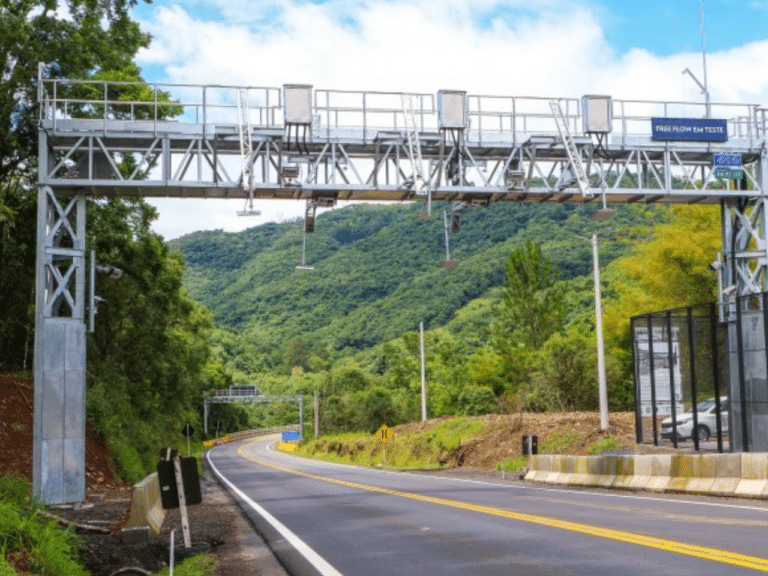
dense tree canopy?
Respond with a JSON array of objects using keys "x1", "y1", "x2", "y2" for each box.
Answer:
[
  {"x1": 0, "y1": 1, "x2": 231, "y2": 481},
  {"x1": 0, "y1": 0, "x2": 152, "y2": 180},
  {"x1": 494, "y1": 240, "x2": 567, "y2": 350}
]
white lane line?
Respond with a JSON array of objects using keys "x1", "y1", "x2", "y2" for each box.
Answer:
[
  {"x1": 258, "y1": 440, "x2": 768, "y2": 514},
  {"x1": 206, "y1": 447, "x2": 344, "y2": 576}
]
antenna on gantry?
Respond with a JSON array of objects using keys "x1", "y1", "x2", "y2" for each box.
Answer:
[
  {"x1": 296, "y1": 227, "x2": 314, "y2": 270},
  {"x1": 296, "y1": 199, "x2": 315, "y2": 270},
  {"x1": 236, "y1": 88, "x2": 261, "y2": 216},
  {"x1": 441, "y1": 208, "x2": 459, "y2": 269}
]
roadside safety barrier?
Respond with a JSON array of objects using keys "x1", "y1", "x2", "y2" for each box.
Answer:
[
  {"x1": 202, "y1": 425, "x2": 300, "y2": 447},
  {"x1": 525, "y1": 453, "x2": 768, "y2": 498},
  {"x1": 123, "y1": 472, "x2": 166, "y2": 536}
]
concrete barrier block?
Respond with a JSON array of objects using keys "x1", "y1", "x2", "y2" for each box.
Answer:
[
  {"x1": 667, "y1": 455, "x2": 695, "y2": 493},
  {"x1": 686, "y1": 454, "x2": 716, "y2": 494},
  {"x1": 524, "y1": 455, "x2": 547, "y2": 482},
  {"x1": 124, "y1": 472, "x2": 165, "y2": 536},
  {"x1": 627, "y1": 455, "x2": 652, "y2": 490},
  {"x1": 565, "y1": 456, "x2": 587, "y2": 485},
  {"x1": 735, "y1": 453, "x2": 768, "y2": 497},
  {"x1": 584, "y1": 456, "x2": 604, "y2": 487},
  {"x1": 709, "y1": 454, "x2": 742, "y2": 495},
  {"x1": 612, "y1": 455, "x2": 635, "y2": 489},
  {"x1": 551, "y1": 455, "x2": 575, "y2": 484},
  {"x1": 544, "y1": 455, "x2": 566, "y2": 484},
  {"x1": 645, "y1": 454, "x2": 672, "y2": 492},
  {"x1": 597, "y1": 456, "x2": 618, "y2": 487}
]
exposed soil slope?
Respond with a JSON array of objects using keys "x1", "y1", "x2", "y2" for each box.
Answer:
[
  {"x1": 396, "y1": 411, "x2": 638, "y2": 469},
  {"x1": 0, "y1": 376, "x2": 123, "y2": 492}
]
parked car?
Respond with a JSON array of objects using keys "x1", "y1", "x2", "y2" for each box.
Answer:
[{"x1": 660, "y1": 397, "x2": 729, "y2": 442}]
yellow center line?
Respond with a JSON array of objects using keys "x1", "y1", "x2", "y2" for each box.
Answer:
[{"x1": 237, "y1": 442, "x2": 768, "y2": 572}]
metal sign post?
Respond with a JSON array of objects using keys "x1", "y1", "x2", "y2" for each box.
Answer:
[{"x1": 173, "y1": 455, "x2": 192, "y2": 548}]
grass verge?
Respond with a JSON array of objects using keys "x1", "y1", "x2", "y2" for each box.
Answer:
[
  {"x1": 539, "y1": 427, "x2": 583, "y2": 453},
  {"x1": 152, "y1": 552, "x2": 217, "y2": 576},
  {"x1": 290, "y1": 416, "x2": 489, "y2": 470},
  {"x1": 495, "y1": 456, "x2": 528, "y2": 472},
  {"x1": 585, "y1": 436, "x2": 625, "y2": 455},
  {"x1": 0, "y1": 475, "x2": 88, "y2": 576}
]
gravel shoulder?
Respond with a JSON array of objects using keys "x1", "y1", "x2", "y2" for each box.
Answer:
[{"x1": 53, "y1": 456, "x2": 289, "y2": 576}]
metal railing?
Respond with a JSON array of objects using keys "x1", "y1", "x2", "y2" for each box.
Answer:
[
  {"x1": 38, "y1": 77, "x2": 764, "y2": 149},
  {"x1": 313, "y1": 88, "x2": 435, "y2": 143},
  {"x1": 467, "y1": 94, "x2": 581, "y2": 146},
  {"x1": 38, "y1": 78, "x2": 282, "y2": 135}
]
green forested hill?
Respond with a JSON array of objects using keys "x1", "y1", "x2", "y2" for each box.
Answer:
[{"x1": 169, "y1": 201, "x2": 662, "y2": 367}]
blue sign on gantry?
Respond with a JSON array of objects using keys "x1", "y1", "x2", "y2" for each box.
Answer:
[{"x1": 651, "y1": 118, "x2": 728, "y2": 142}]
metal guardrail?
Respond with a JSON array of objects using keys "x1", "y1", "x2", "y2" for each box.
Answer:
[{"x1": 203, "y1": 424, "x2": 300, "y2": 447}]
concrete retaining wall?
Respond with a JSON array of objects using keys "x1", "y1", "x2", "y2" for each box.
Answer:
[{"x1": 524, "y1": 453, "x2": 768, "y2": 498}]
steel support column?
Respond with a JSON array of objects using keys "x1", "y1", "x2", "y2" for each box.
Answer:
[
  {"x1": 720, "y1": 147, "x2": 768, "y2": 452},
  {"x1": 33, "y1": 185, "x2": 87, "y2": 504}
]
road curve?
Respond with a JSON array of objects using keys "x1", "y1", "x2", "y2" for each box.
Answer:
[{"x1": 207, "y1": 435, "x2": 768, "y2": 576}]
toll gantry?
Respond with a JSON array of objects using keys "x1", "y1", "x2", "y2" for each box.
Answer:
[{"x1": 33, "y1": 73, "x2": 768, "y2": 505}]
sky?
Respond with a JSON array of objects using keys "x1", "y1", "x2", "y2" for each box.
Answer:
[{"x1": 126, "y1": 0, "x2": 768, "y2": 239}]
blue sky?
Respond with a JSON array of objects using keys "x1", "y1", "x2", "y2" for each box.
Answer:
[
  {"x1": 127, "y1": 0, "x2": 768, "y2": 239},
  {"x1": 132, "y1": 0, "x2": 768, "y2": 61}
]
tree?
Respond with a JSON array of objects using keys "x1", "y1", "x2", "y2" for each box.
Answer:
[
  {"x1": 358, "y1": 387, "x2": 397, "y2": 433},
  {"x1": 85, "y1": 197, "x2": 223, "y2": 480},
  {"x1": 602, "y1": 205, "x2": 721, "y2": 410},
  {"x1": 283, "y1": 337, "x2": 311, "y2": 374},
  {"x1": 493, "y1": 240, "x2": 567, "y2": 351},
  {"x1": 608, "y1": 205, "x2": 719, "y2": 313},
  {"x1": 0, "y1": 0, "x2": 172, "y2": 372},
  {"x1": 0, "y1": 175, "x2": 36, "y2": 370},
  {"x1": 0, "y1": 0, "x2": 153, "y2": 181},
  {"x1": 531, "y1": 331, "x2": 596, "y2": 412},
  {"x1": 457, "y1": 385, "x2": 497, "y2": 416}
]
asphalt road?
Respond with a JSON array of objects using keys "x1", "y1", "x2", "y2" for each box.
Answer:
[{"x1": 207, "y1": 436, "x2": 768, "y2": 576}]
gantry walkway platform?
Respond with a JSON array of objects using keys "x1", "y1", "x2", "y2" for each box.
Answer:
[{"x1": 38, "y1": 79, "x2": 768, "y2": 205}]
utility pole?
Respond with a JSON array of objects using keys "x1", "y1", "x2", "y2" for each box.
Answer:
[
  {"x1": 592, "y1": 234, "x2": 609, "y2": 431},
  {"x1": 314, "y1": 389, "x2": 319, "y2": 438},
  {"x1": 420, "y1": 321, "x2": 427, "y2": 421}
]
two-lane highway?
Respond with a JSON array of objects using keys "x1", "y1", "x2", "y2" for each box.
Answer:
[{"x1": 207, "y1": 436, "x2": 768, "y2": 575}]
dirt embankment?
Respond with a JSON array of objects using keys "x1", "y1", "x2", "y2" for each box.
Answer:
[
  {"x1": 396, "y1": 411, "x2": 638, "y2": 468},
  {"x1": 0, "y1": 376, "x2": 124, "y2": 492},
  {"x1": 298, "y1": 411, "x2": 643, "y2": 471}
]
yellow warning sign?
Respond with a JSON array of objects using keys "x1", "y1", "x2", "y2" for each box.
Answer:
[{"x1": 374, "y1": 424, "x2": 391, "y2": 444}]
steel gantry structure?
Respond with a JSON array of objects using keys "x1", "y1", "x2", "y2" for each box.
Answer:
[
  {"x1": 202, "y1": 385, "x2": 304, "y2": 436},
  {"x1": 34, "y1": 70, "x2": 768, "y2": 503}
]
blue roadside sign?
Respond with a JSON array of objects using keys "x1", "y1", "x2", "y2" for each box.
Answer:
[
  {"x1": 713, "y1": 153, "x2": 744, "y2": 180},
  {"x1": 713, "y1": 153, "x2": 742, "y2": 167},
  {"x1": 282, "y1": 431, "x2": 300, "y2": 442},
  {"x1": 651, "y1": 118, "x2": 727, "y2": 142}
]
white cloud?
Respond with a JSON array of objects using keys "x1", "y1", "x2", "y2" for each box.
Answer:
[{"x1": 135, "y1": 0, "x2": 768, "y2": 239}]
